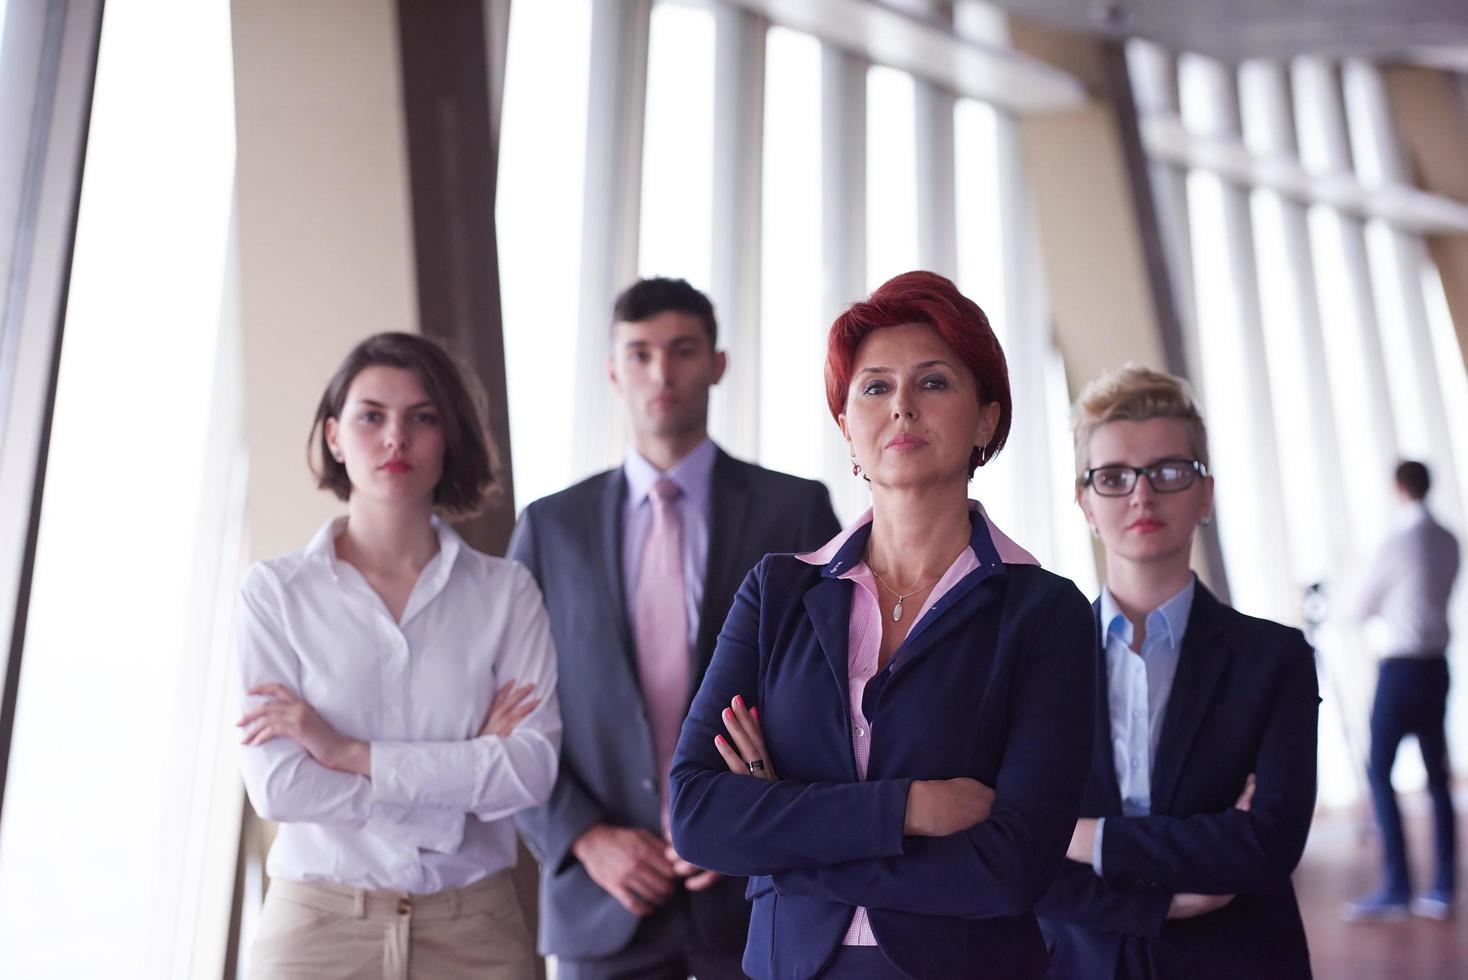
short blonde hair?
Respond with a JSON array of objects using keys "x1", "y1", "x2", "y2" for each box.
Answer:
[{"x1": 1072, "y1": 364, "x2": 1209, "y2": 478}]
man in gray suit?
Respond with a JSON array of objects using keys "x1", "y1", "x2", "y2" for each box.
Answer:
[{"x1": 510, "y1": 278, "x2": 841, "y2": 979}]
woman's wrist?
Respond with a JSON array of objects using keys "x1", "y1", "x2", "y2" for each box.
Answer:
[{"x1": 327, "y1": 738, "x2": 372, "y2": 777}]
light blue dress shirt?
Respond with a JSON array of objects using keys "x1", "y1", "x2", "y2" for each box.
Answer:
[
  {"x1": 1092, "y1": 575, "x2": 1196, "y2": 874},
  {"x1": 622, "y1": 437, "x2": 715, "y2": 652}
]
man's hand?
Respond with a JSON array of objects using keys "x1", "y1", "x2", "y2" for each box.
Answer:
[
  {"x1": 572, "y1": 824, "x2": 678, "y2": 917},
  {"x1": 666, "y1": 845, "x2": 721, "y2": 892},
  {"x1": 1066, "y1": 818, "x2": 1100, "y2": 864},
  {"x1": 903, "y1": 778, "x2": 995, "y2": 837},
  {"x1": 239, "y1": 683, "x2": 369, "y2": 775},
  {"x1": 1167, "y1": 893, "x2": 1235, "y2": 919}
]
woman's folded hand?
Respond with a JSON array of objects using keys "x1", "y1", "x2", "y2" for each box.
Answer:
[
  {"x1": 714, "y1": 694, "x2": 777, "y2": 780},
  {"x1": 903, "y1": 777, "x2": 996, "y2": 836}
]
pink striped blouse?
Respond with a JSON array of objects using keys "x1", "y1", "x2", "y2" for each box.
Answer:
[{"x1": 794, "y1": 501, "x2": 1038, "y2": 946}]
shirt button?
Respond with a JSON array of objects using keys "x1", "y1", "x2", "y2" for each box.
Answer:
[
  {"x1": 641, "y1": 778, "x2": 656, "y2": 793},
  {"x1": 855, "y1": 726, "x2": 867, "y2": 737},
  {"x1": 1133, "y1": 709, "x2": 1144, "y2": 720},
  {"x1": 1130, "y1": 758, "x2": 1141, "y2": 771}
]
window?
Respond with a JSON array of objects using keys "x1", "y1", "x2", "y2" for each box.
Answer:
[
  {"x1": 496, "y1": 0, "x2": 592, "y2": 510},
  {"x1": 638, "y1": 1, "x2": 715, "y2": 293},
  {"x1": 758, "y1": 27, "x2": 827, "y2": 487},
  {"x1": 0, "y1": 1, "x2": 240, "y2": 975},
  {"x1": 866, "y1": 64, "x2": 919, "y2": 290}
]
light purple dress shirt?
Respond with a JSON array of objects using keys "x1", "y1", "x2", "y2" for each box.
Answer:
[{"x1": 623, "y1": 438, "x2": 716, "y2": 653}]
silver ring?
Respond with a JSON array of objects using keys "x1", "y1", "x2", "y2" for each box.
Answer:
[{"x1": 747, "y1": 759, "x2": 765, "y2": 774}]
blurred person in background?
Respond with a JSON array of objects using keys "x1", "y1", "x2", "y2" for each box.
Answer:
[
  {"x1": 1342, "y1": 460, "x2": 1460, "y2": 923},
  {"x1": 510, "y1": 278, "x2": 839, "y2": 980}
]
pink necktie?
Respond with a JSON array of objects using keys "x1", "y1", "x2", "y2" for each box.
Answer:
[{"x1": 634, "y1": 477, "x2": 690, "y2": 831}]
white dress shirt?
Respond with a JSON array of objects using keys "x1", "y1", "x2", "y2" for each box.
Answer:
[
  {"x1": 1352, "y1": 501, "x2": 1461, "y2": 658},
  {"x1": 1092, "y1": 577, "x2": 1195, "y2": 874},
  {"x1": 237, "y1": 517, "x2": 561, "y2": 893},
  {"x1": 621, "y1": 437, "x2": 715, "y2": 651}
]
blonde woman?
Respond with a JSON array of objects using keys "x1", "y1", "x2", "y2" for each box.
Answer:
[{"x1": 1036, "y1": 365, "x2": 1318, "y2": 980}]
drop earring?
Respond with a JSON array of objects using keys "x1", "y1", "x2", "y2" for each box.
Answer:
[{"x1": 851, "y1": 456, "x2": 861, "y2": 477}]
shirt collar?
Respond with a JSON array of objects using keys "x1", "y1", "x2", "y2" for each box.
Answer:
[
  {"x1": 1394, "y1": 500, "x2": 1430, "y2": 529},
  {"x1": 1100, "y1": 575, "x2": 1196, "y2": 650},
  {"x1": 306, "y1": 514, "x2": 463, "y2": 581},
  {"x1": 794, "y1": 499, "x2": 1040, "y2": 576},
  {"x1": 624, "y1": 437, "x2": 717, "y2": 509}
]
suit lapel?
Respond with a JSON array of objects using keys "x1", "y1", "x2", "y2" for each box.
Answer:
[
  {"x1": 886, "y1": 566, "x2": 1002, "y2": 681},
  {"x1": 1149, "y1": 584, "x2": 1231, "y2": 814},
  {"x1": 599, "y1": 470, "x2": 638, "y2": 678},
  {"x1": 803, "y1": 577, "x2": 856, "y2": 704},
  {"x1": 1091, "y1": 599, "x2": 1123, "y2": 815},
  {"x1": 695, "y1": 450, "x2": 751, "y2": 683}
]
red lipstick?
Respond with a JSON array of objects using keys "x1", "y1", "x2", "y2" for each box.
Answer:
[{"x1": 885, "y1": 433, "x2": 928, "y2": 452}]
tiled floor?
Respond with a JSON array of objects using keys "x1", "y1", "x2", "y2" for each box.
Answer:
[{"x1": 1295, "y1": 791, "x2": 1467, "y2": 980}]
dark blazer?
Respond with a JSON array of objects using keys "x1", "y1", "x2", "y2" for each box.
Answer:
[
  {"x1": 1035, "y1": 583, "x2": 1319, "y2": 980},
  {"x1": 509, "y1": 448, "x2": 840, "y2": 959},
  {"x1": 669, "y1": 509, "x2": 1097, "y2": 980}
]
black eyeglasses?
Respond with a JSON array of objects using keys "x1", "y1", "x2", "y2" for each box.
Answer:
[{"x1": 1080, "y1": 459, "x2": 1208, "y2": 497}]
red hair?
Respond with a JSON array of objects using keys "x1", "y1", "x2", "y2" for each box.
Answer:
[{"x1": 825, "y1": 271, "x2": 1011, "y2": 471}]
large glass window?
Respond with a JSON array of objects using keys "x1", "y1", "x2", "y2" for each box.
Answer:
[
  {"x1": 954, "y1": 99, "x2": 1007, "y2": 342},
  {"x1": 866, "y1": 64, "x2": 919, "y2": 290},
  {"x1": 0, "y1": 1, "x2": 239, "y2": 975},
  {"x1": 638, "y1": 1, "x2": 715, "y2": 293},
  {"x1": 758, "y1": 27, "x2": 826, "y2": 486},
  {"x1": 497, "y1": 0, "x2": 592, "y2": 510}
]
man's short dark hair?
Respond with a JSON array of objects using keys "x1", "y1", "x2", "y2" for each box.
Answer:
[
  {"x1": 612, "y1": 277, "x2": 717, "y2": 346},
  {"x1": 1395, "y1": 460, "x2": 1431, "y2": 501}
]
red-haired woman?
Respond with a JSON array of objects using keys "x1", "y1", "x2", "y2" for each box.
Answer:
[
  {"x1": 236, "y1": 333, "x2": 559, "y2": 978},
  {"x1": 669, "y1": 273, "x2": 1096, "y2": 978}
]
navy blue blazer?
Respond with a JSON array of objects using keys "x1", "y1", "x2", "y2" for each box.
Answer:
[
  {"x1": 510, "y1": 449, "x2": 840, "y2": 959},
  {"x1": 1035, "y1": 584, "x2": 1319, "y2": 980},
  {"x1": 669, "y1": 509, "x2": 1096, "y2": 980}
]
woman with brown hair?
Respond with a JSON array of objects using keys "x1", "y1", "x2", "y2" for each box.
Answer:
[{"x1": 236, "y1": 332, "x2": 559, "y2": 979}]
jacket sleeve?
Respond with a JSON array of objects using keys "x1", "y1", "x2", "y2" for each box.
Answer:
[
  {"x1": 766, "y1": 578, "x2": 1098, "y2": 918},
  {"x1": 1098, "y1": 634, "x2": 1319, "y2": 894},
  {"x1": 236, "y1": 565, "x2": 465, "y2": 853},
  {"x1": 1035, "y1": 860, "x2": 1172, "y2": 938},
  {"x1": 369, "y1": 563, "x2": 562, "y2": 822},
  {"x1": 507, "y1": 505, "x2": 610, "y2": 873},
  {"x1": 669, "y1": 560, "x2": 915, "y2": 873}
]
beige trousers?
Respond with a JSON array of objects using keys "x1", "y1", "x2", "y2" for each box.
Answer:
[{"x1": 248, "y1": 871, "x2": 535, "y2": 980}]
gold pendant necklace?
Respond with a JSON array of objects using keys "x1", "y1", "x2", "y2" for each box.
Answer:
[{"x1": 869, "y1": 567, "x2": 941, "y2": 622}]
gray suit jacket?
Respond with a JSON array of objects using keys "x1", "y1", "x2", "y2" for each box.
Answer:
[{"x1": 509, "y1": 448, "x2": 841, "y2": 959}]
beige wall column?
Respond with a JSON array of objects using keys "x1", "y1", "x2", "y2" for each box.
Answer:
[
  {"x1": 1383, "y1": 66, "x2": 1468, "y2": 376},
  {"x1": 1006, "y1": 22, "x2": 1228, "y2": 597},
  {"x1": 232, "y1": 0, "x2": 419, "y2": 562},
  {"x1": 1007, "y1": 26, "x2": 1169, "y2": 386}
]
